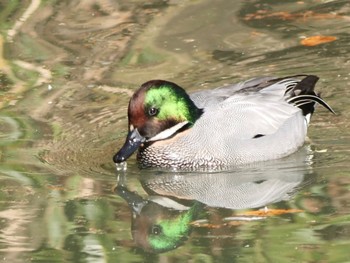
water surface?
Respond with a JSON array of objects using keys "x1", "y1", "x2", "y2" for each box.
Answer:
[{"x1": 1, "y1": 0, "x2": 350, "y2": 262}]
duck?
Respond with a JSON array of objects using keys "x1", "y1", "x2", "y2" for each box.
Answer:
[
  {"x1": 113, "y1": 75, "x2": 334, "y2": 169},
  {"x1": 115, "y1": 184, "x2": 203, "y2": 253}
]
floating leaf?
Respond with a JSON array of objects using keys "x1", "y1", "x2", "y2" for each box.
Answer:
[
  {"x1": 243, "y1": 10, "x2": 343, "y2": 21},
  {"x1": 47, "y1": 184, "x2": 66, "y2": 191},
  {"x1": 301, "y1": 35, "x2": 337, "y2": 46},
  {"x1": 191, "y1": 208, "x2": 304, "y2": 229},
  {"x1": 237, "y1": 208, "x2": 304, "y2": 217}
]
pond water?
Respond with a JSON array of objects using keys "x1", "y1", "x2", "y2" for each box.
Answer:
[{"x1": 1, "y1": 0, "x2": 350, "y2": 262}]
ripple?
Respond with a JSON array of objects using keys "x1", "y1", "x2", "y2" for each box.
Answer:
[{"x1": 0, "y1": 116, "x2": 22, "y2": 145}]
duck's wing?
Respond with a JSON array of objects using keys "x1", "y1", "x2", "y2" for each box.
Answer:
[
  {"x1": 196, "y1": 93, "x2": 302, "y2": 140},
  {"x1": 190, "y1": 76, "x2": 302, "y2": 139},
  {"x1": 192, "y1": 75, "x2": 334, "y2": 139}
]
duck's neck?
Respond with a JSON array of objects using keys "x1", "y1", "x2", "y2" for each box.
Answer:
[{"x1": 187, "y1": 102, "x2": 203, "y2": 124}]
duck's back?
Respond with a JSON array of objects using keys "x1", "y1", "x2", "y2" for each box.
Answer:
[{"x1": 189, "y1": 76, "x2": 284, "y2": 108}]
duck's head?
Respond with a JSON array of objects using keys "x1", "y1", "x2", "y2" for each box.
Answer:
[
  {"x1": 115, "y1": 184, "x2": 202, "y2": 253},
  {"x1": 113, "y1": 80, "x2": 203, "y2": 163}
]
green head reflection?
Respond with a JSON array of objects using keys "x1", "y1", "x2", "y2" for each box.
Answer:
[{"x1": 115, "y1": 184, "x2": 203, "y2": 253}]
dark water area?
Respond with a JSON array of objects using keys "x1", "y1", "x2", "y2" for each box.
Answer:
[{"x1": 0, "y1": 0, "x2": 350, "y2": 262}]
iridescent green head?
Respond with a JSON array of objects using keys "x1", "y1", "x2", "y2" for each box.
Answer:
[
  {"x1": 129, "y1": 80, "x2": 202, "y2": 138},
  {"x1": 113, "y1": 80, "x2": 203, "y2": 163},
  {"x1": 131, "y1": 201, "x2": 201, "y2": 253}
]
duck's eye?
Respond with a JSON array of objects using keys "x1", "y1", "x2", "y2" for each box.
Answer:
[
  {"x1": 150, "y1": 225, "x2": 162, "y2": 235},
  {"x1": 148, "y1": 107, "x2": 159, "y2": 116}
]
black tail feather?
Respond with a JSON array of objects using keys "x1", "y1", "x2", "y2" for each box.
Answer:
[
  {"x1": 288, "y1": 94, "x2": 335, "y2": 115},
  {"x1": 286, "y1": 75, "x2": 335, "y2": 116}
]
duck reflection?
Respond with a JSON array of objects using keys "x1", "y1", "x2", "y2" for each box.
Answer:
[
  {"x1": 142, "y1": 165, "x2": 305, "y2": 210},
  {"x1": 115, "y1": 147, "x2": 313, "y2": 253},
  {"x1": 115, "y1": 184, "x2": 203, "y2": 253},
  {"x1": 141, "y1": 147, "x2": 312, "y2": 209}
]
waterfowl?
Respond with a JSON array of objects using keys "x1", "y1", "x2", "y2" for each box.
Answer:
[
  {"x1": 115, "y1": 184, "x2": 202, "y2": 253},
  {"x1": 113, "y1": 75, "x2": 334, "y2": 169}
]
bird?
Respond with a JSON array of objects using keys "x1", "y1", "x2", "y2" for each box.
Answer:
[
  {"x1": 115, "y1": 184, "x2": 202, "y2": 253},
  {"x1": 113, "y1": 75, "x2": 334, "y2": 169}
]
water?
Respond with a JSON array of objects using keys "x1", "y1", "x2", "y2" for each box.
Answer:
[{"x1": 1, "y1": 0, "x2": 350, "y2": 262}]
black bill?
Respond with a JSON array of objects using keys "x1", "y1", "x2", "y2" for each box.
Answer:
[{"x1": 113, "y1": 128, "x2": 145, "y2": 163}]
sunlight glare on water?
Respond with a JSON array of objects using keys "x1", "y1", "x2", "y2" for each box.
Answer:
[{"x1": 0, "y1": 0, "x2": 350, "y2": 262}]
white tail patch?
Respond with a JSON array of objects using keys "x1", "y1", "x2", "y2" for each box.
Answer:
[{"x1": 305, "y1": 113, "x2": 312, "y2": 126}]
